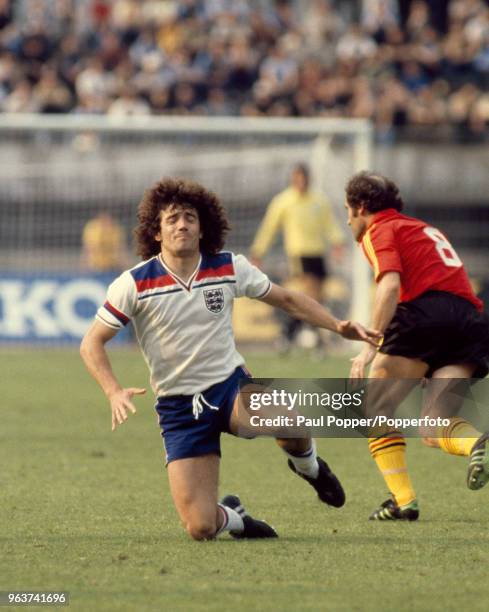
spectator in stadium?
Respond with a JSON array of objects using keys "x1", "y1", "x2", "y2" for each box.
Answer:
[
  {"x1": 128, "y1": 25, "x2": 160, "y2": 70},
  {"x1": 1, "y1": 0, "x2": 488, "y2": 140},
  {"x1": 302, "y1": 0, "x2": 345, "y2": 53},
  {"x1": 349, "y1": 75, "x2": 376, "y2": 119},
  {"x1": 345, "y1": 171, "x2": 489, "y2": 521},
  {"x1": 250, "y1": 163, "x2": 345, "y2": 354},
  {"x1": 361, "y1": 0, "x2": 400, "y2": 41},
  {"x1": 147, "y1": 86, "x2": 171, "y2": 114},
  {"x1": 399, "y1": 60, "x2": 429, "y2": 92},
  {"x1": 448, "y1": 82, "x2": 483, "y2": 139},
  {"x1": 2, "y1": 79, "x2": 40, "y2": 113},
  {"x1": 172, "y1": 81, "x2": 199, "y2": 114},
  {"x1": 107, "y1": 85, "x2": 150, "y2": 116},
  {"x1": 406, "y1": 80, "x2": 448, "y2": 127},
  {"x1": 256, "y1": 38, "x2": 299, "y2": 98},
  {"x1": 0, "y1": 0, "x2": 12, "y2": 31},
  {"x1": 33, "y1": 66, "x2": 73, "y2": 113},
  {"x1": 226, "y1": 34, "x2": 260, "y2": 95},
  {"x1": 75, "y1": 56, "x2": 116, "y2": 103},
  {"x1": 80, "y1": 177, "x2": 381, "y2": 541},
  {"x1": 374, "y1": 76, "x2": 410, "y2": 141},
  {"x1": 56, "y1": 33, "x2": 85, "y2": 92},
  {"x1": 204, "y1": 86, "x2": 237, "y2": 116},
  {"x1": 405, "y1": 0, "x2": 431, "y2": 40},
  {"x1": 336, "y1": 22, "x2": 378, "y2": 61},
  {"x1": 81, "y1": 210, "x2": 129, "y2": 274},
  {"x1": 468, "y1": 91, "x2": 489, "y2": 136}
]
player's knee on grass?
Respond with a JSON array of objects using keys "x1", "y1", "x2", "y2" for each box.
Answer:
[{"x1": 186, "y1": 519, "x2": 218, "y2": 541}]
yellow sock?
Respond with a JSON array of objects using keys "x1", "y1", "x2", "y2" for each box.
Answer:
[
  {"x1": 369, "y1": 433, "x2": 416, "y2": 507},
  {"x1": 437, "y1": 417, "x2": 481, "y2": 457}
]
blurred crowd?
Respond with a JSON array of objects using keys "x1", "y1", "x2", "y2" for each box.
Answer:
[{"x1": 0, "y1": 0, "x2": 487, "y2": 141}]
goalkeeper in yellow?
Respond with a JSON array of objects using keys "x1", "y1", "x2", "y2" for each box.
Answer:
[{"x1": 250, "y1": 163, "x2": 345, "y2": 352}]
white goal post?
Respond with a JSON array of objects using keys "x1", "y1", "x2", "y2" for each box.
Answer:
[{"x1": 0, "y1": 114, "x2": 373, "y2": 327}]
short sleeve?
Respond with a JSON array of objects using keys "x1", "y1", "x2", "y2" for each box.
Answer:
[
  {"x1": 95, "y1": 271, "x2": 137, "y2": 329},
  {"x1": 233, "y1": 254, "x2": 272, "y2": 299},
  {"x1": 362, "y1": 225, "x2": 402, "y2": 282}
]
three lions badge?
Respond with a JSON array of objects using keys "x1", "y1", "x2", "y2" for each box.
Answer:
[{"x1": 203, "y1": 288, "x2": 225, "y2": 313}]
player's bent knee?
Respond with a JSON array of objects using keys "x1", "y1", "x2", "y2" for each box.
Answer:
[{"x1": 186, "y1": 520, "x2": 217, "y2": 541}]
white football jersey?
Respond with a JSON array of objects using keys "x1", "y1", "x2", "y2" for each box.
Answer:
[{"x1": 96, "y1": 251, "x2": 271, "y2": 397}]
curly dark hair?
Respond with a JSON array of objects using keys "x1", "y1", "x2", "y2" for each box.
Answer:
[
  {"x1": 345, "y1": 171, "x2": 404, "y2": 213},
  {"x1": 134, "y1": 177, "x2": 230, "y2": 260}
]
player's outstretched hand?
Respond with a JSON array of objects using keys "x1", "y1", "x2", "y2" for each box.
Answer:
[
  {"x1": 337, "y1": 320, "x2": 382, "y2": 346},
  {"x1": 109, "y1": 387, "x2": 146, "y2": 431},
  {"x1": 349, "y1": 346, "x2": 378, "y2": 380}
]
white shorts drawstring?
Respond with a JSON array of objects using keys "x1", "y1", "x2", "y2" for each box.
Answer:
[{"x1": 192, "y1": 393, "x2": 220, "y2": 420}]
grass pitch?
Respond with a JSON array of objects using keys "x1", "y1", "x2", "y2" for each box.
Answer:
[{"x1": 2, "y1": 348, "x2": 489, "y2": 611}]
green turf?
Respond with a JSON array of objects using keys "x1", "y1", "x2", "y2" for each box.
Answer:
[{"x1": 2, "y1": 348, "x2": 489, "y2": 611}]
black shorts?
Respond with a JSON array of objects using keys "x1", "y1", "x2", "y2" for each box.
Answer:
[
  {"x1": 380, "y1": 290, "x2": 489, "y2": 378},
  {"x1": 290, "y1": 256, "x2": 328, "y2": 280}
]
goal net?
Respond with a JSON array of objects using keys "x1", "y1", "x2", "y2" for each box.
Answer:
[{"x1": 0, "y1": 114, "x2": 372, "y2": 344}]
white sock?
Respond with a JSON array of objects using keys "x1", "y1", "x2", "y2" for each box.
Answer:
[
  {"x1": 215, "y1": 503, "x2": 244, "y2": 536},
  {"x1": 284, "y1": 439, "x2": 319, "y2": 479}
]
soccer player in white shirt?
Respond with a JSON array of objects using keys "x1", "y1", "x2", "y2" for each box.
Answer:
[{"x1": 80, "y1": 178, "x2": 380, "y2": 540}]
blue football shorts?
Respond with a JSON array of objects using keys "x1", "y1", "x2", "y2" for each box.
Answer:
[{"x1": 155, "y1": 366, "x2": 251, "y2": 464}]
